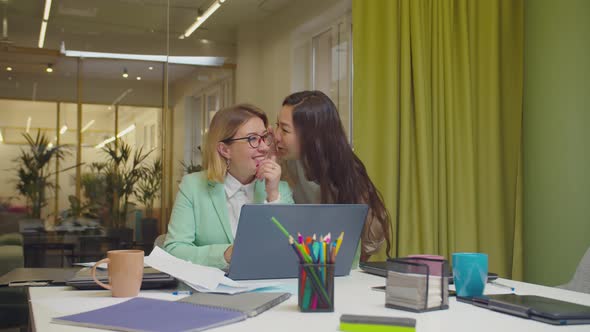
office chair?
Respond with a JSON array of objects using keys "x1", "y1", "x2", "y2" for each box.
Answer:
[{"x1": 558, "y1": 246, "x2": 590, "y2": 294}]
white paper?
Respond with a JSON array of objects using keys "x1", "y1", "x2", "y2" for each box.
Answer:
[
  {"x1": 145, "y1": 246, "x2": 225, "y2": 290},
  {"x1": 145, "y1": 247, "x2": 278, "y2": 294},
  {"x1": 450, "y1": 282, "x2": 515, "y2": 295},
  {"x1": 186, "y1": 279, "x2": 280, "y2": 295}
]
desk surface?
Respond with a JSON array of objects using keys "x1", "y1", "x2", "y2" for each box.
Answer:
[{"x1": 29, "y1": 271, "x2": 590, "y2": 332}]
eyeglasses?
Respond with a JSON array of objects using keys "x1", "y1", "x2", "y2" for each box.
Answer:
[{"x1": 221, "y1": 132, "x2": 273, "y2": 149}]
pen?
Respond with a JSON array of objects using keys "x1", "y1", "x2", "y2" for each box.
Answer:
[
  {"x1": 489, "y1": 280, "x2": 515, "y2": 291},
  {"x1": 172, "y1": 290, "x2": 193, "y2": 295}
]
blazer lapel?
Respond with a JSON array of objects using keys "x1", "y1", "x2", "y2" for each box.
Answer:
[
  {"x1": 253, "y1": 180, "x2": 267, "y2": 203},
  {"x1": 208, "y1": 181, "x2": 233, "y2": 242}
]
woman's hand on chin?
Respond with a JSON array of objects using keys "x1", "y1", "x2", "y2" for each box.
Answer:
[{"x1": 256, "y1": 158, "x2": 281, "y2": 201}]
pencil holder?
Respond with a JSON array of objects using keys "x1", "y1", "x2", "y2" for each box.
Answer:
[{"x1": 298, "y1": 263, "x2": 334, "y2": 312}]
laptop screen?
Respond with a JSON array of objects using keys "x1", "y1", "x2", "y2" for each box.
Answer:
[{"x1": 228, "y1": 204, "x2": 368, "y2": 280}]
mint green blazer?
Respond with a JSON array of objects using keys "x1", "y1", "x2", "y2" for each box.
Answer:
[{"x1": 164, "y1": 172, "x2": 294, "y2": 269}]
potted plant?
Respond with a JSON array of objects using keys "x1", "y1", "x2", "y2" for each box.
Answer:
[
  {"x1": 135, "y1": 158, "x2": 162, "y2": 219},
  {"x1": 80, "y1": 163, "x2": 108, "y2": 219},
  {"x1": 134, "y1": 158, "x2": 162, "y2": 247},
  {"x1": 99, "y1": 141, "x2": 151, "y2": 246},
  {"x1": 14, "y1": 130, "x2": 67, "y2": 221},
  {"x1": 180, "y1": 146, "x2": 202, "y2": 174}
]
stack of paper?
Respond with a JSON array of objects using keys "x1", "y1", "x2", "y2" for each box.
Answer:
[
  {"x1": 385, "y1": 270, "x2": 446, "y2": 311},
  {"x1": 145, "y1": 247, "x2": 276, "y2": 294}
]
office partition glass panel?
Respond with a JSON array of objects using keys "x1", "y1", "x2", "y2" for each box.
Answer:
[
  {"x1": 312, "y1": 17, "x2": 353, "y2": 141},
  {"x1": 56, "y1": 102, "x2": 79, "y2": 225},
  {"x1": 0, "y1": 99, "x2": 58, "y2": 219},
  {"x1": 0, "y1": 0, "x2": 242, "y2": 271}
]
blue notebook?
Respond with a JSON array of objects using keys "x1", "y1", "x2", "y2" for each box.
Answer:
[{"x1": 52, "y1": 297, "x2": 247, "y2": 332}]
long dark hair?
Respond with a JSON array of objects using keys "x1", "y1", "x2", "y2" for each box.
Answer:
[{"x1": 283, "y1": 90, "x2": 392, "y2": 257}]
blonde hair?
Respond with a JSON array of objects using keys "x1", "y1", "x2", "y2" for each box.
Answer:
[{"x1": 202, "y1": 104, "x2": 268, "y2": 183}]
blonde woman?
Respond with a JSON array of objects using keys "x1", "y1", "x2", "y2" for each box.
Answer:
[{"x1": 164, "y1": 104, "x2": 293, "y2": 269}]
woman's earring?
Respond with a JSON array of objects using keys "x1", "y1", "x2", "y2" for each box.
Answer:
[{"x1": 226, "y1": 158, "x2": 230, "y2": 171}]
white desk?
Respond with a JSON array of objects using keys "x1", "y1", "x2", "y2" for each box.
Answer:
[{"x1": 28, "y1": 271, "x2": 590, "y2": 332}]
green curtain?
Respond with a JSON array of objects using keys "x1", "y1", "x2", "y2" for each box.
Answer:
[{"x1": 352, "y1": 0, "x2": 524, "y2": 279}]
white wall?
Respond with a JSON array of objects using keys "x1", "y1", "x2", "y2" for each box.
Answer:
[
  {"x1": 235, "y1": 0, "x2": 351, "y2": 120},
  {"x1": 169, "y1": 67, "x2": 233, "y2": 190}
]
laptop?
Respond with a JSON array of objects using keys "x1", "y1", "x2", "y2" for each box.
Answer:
[
  {"x1": 66, "y1": 267, "x2": 177, "y2": 290},
  {"x1": 227, "y1": 204, "x2": 368, "y2": 280},
  {"x1": 0, "y1": 268, "x2": 79, "y2": 287},
  {"x1": 458, "y1": 294, "x2": 590, "y2": 325},
  {"x1": 359, "y1": 261, "x2": 498, "y2": 284}
]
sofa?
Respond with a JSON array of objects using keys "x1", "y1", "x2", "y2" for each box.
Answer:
[
  {"x1": 0, "y1": 233, "x2": 24, "y2": 276},
  {"x1": 0, "y1": 213, "x2": 28, "y2": 330}
]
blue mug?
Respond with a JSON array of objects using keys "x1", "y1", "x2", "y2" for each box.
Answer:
[{"x1": 452, "y1": 253, "x2": 488, "y2": 297}]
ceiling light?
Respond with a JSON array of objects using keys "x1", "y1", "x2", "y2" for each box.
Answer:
[
  {"x1": 219, "y1": 0, "x2": 226, "y2": 3},
  {"x1": 122, "y1": 68, "x2": 128, "y2": 78},
  {"x1": 112, "y1": 89, "x2": 133, "y2": 105},
  {"x1": 183, "y1": 0, "x2": 224, "y2": 38},
  {"x1": 38, "y1": 21, "x2": 47, "y2": 48},
  {"x1": 6, "y1": 66, "x2": 12, "y2": 71},
  {"x1": 62, "y1": 49, "x2": 226, "y2": 66},
  {"x1": 46, "y1": 64, "x2": 53, "y2": 73},
  {"x1": 148, "y1": 66, "x2": 153, "y2": 70},
  {"x1": 59, "y1": 124, "x2": 68, "y2": 135},
  {"x1": 38, "y1": 0, "x2": 52, "y2": 48},
  {"x1": 95, "y1": 136, "x2": 116, "y2": 149},
  {"x1": 81, "y1": 119, "x2": 95, "y2": 133},
  {"x1": 42, "y1": 0, "x2": 52, "y2": 21},
  {"x1": 117, "y1": 124, "x2": 136, "y2": 138},
  {"x1": 47, "y1": 142, "x2": 53, "y2": 149},
  {"x1": 26, "y1": 117, "x2": 32, "y2": 133},
  {"x1": 136, "y1": 76, "x2": 141, "y2": 80},
  {"x1": 200, "y1": 39, "x2": 210, "y2": 44},
  {"x1": 95, "y1": 124, "x2": 136, "y2": 149}
]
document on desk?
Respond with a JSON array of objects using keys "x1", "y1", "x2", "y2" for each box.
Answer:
[
  {"x1": 145, "y1": 247, "x2": 276, "y2": 294},
  {"x1": 449, "y1": 282, "x2": 515, "y2": 295},
  {"x1": 145, "y1": 247, "x2": 225, "y2": 290},
  {"x1": 186, "y1": 277, "x2": 279, "y2": 295}
]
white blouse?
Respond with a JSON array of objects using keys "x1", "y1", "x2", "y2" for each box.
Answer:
[{"x1": 224, "y1": 173, "x2": 280, "y2": 238}]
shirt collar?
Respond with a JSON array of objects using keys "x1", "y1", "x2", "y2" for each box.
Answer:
[{"x1": 224, "y1": 172, "x2": 255, "y2": 198}]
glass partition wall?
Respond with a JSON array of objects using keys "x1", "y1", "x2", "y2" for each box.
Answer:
[{"x1": 0, "y1": 0, "x2": 235, "y2": 268}]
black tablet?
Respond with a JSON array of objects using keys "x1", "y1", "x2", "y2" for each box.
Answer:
[{"x1": 460, "y1": 294, "x2": 590, "y2": 325}]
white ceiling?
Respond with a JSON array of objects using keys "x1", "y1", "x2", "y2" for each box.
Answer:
[
  {"x1": 1, "y1": 0, "x2": 293, "y2": 55},
  {"x1": 0, "y1": 0, "x2": 293, "y2": 87}
]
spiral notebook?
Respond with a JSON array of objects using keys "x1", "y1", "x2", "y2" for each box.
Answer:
[
  {"x1": 179, "y1": 292, "x2": 291, "y2": 317},
  {"x1": 52, "y1": 297, "x2": 247, "y2": 332}
]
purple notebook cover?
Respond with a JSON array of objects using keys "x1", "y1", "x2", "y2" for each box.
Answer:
[{"x1": 52, "y1": 297, "x2": 247, "y2": 332}]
